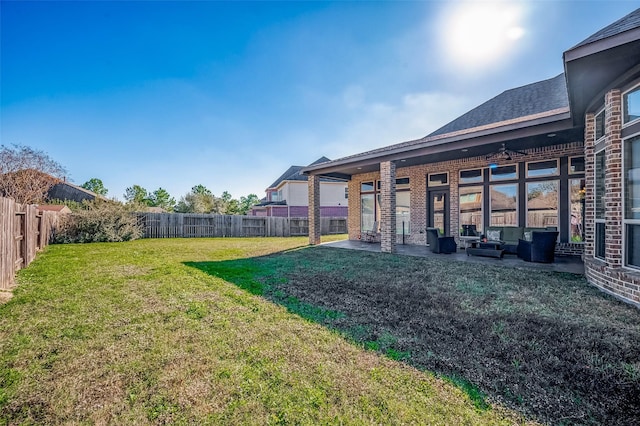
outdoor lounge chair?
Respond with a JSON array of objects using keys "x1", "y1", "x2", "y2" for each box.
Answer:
[
  {"x1": 426, "y1": 228, "x2": 457, "y2": 254},
  {"x1": 363, "y1": 221, "x2": 379, "y2": 242},
  {"x1": 517, "y1": 231, "x2": 559, "y2": 263}
]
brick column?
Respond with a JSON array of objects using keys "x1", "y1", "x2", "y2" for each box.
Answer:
[
  {"x1": 584, "y1": 112, "x2": 595, "y2": 259},
  {"x1": 308, "y1": 174, "x2": 321, "y2": 245},
  {"x1": 380, "y1": 161, "x2": 396, "y2": 253},
  {"x1": 605, "y1": 89, "x2": 623, "y2": 267}
]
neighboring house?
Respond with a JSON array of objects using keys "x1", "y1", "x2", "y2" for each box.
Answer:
[
  {"x1": 47, "y1": 180, "x2": 101, "y2": 203},
  {"x1": 37, "y1": 205, "x2": 72, "y2": 214},
  {"x1": 303, "y1": 9, "x2": 640, "y2": 307},
  {"x1": 251, "y1": 157, "x2": 348, "y2": 218}
]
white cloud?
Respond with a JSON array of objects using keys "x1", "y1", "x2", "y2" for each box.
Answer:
[{"x1": 323, "y1": 89, "x2": 474, "y2": 158}]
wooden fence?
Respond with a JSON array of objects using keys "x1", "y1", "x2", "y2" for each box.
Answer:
[
  {"x1": 138, "y1": 213, "x2": 347, "y2": 238},
  {"x1": 1, "y1": 197, "x2": 60, "y2": 290}
]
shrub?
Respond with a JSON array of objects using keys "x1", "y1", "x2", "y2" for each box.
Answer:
[{"x1": 53, "y1": 200, "x2": 143, "y2": 243}]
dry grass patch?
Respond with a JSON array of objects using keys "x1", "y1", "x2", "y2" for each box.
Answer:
[{"x1": 0, "y1": 237, "x2": 530, "y2": 425}]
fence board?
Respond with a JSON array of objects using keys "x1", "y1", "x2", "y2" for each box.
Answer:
[
  {"x1": 136, "y1": 213, "x2": 346, "y2": 239},
  {"x1": 0, "y1": 197, "x2": 60, "y2": 290}
]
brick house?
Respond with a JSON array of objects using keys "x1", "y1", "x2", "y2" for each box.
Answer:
[
  {"x1": 303, "y1": 9, "x2": 640, "y2": 306},
  {"x1": 251, "y1": 157, "x2": 348, "y2": 218}
]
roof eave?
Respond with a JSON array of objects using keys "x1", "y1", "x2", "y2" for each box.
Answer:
[
  {"x1": 564, "y1": 26, "x2": 640, "y2": 62},
  {"x1": 302, "y1": 110, "x2": 571, "y2": 175}
]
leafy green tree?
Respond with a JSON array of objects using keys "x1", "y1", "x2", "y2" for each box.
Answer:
[
  {"x1": 81, "y1": 178, "x2": 108, "y2": 196},
  {"x1": 239, "y1": 194, "x2": 260, "y2": 215},
  {"x1": 124, "y1": 185, "x2": 150, "y2": 205},
  {"x1": 148, "y1": 187, "x2": 175, "y2": 212},
  {"x1": 175, "y1": 185, "x2": 217, "y2": 213}
]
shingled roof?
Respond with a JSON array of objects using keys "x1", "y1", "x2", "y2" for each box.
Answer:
[
  {"x1": 428, "y1": 74, "x2": 569, "y2": 137},
  {"x1": 268, "y1": 157, "x2": 331, "y2": 189},
  {"x1": 570, "y1": 7, "x2": 640, "y2": 50}
]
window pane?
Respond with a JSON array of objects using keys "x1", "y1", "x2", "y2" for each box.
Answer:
[
  {"x1": 570, "y1": 179, "x2": 585, "y2": 242},
  {"x1": 397, "y1": 191, "x2": 410, "y2": 235},
  {"x1": 361, "y1": 194, "x2": 375, "y2": 232},
  {"x1": 396, "y1": 177, "x2": 410, "y2": 190},
  {"x1": 596, "y1": 222, "x2": 605, "y2": 259},
  {"x1": 460, "y1": 186, "x2": 483, "y2": 233},
  {"x1": 428, "y1": 173, "x2": 448, "y2": 186},
  {"x1": 595, "y1": 150, "x2": 606, "y2": 219},
  {"x1": 570, "y1": 157, "x2": 585, "y2": 174},
  {"x1": 624, "y1": 135, "x2": 640, "y2": 220},
  {"x1": 624, "y1": 87, "x2": 640, "y2": 124},
  {"x1": 490, "y1": 165, "x2": 517, "y2": 181},
  {"x1": 432, "y1": 193, "x2": 445, "y2": 233},
  {"x1": 595, "y1": 110, "x2": 605, "y2": 140},
  {"x1": 527, "y1": 181, "x2": 559, "y2": 228},
  {"x1": 626, "y1": 224, "x2": 640, "y2": 268},
  {"x1": 361, "y1": 181, "x2": 374, "y2": 192},
  {"x1": 460, "y1": 169, "x2": 483, "y2": 184},
  {"x1": 527, "y1": 160, "x2": 558, "y2": 177},
  {"x1": 490, "y1": 184, "x2": 517, "y2": 226}
]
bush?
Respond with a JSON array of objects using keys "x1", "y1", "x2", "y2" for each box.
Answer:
[{"x1": 53, "y1": 200, "x2": 143, "y2": 243}]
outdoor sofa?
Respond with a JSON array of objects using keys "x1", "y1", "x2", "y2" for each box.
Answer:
[{"x1": 483, "y1": 226, "x2": 555, "y2": 255}]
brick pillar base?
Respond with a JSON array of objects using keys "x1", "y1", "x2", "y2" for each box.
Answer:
[{"x1": 308, "y1": 175, "x2": 321, "y2": 245}]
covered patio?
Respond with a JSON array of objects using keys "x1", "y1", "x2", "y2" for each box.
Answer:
[{"x1": 322, "y1": 239, "x2": 584, "y2": 275}]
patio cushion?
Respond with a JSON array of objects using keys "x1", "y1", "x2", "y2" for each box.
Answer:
[{"x1": 486, "y1": 229, "x2": 502, "y2": 241}]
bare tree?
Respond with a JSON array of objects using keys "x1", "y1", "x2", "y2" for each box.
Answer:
[{"x1": 0, "y1": 144, "x2": 67, "y2": 204}]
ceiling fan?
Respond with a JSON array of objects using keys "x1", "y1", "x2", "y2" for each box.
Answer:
[{"x1": 486, "y1": 143, "x2": 527, "y2": 162}]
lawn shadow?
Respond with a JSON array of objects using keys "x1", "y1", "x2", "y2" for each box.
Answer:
[{"x1": 186, "y1": 245, "x2": 640, "y2": 426}]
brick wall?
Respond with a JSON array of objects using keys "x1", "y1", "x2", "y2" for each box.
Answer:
[
  {"x1": 347, "y1": 142, "x2": 584, "y2": 247},
  {"x1": 583, "y1": 88, "x2": 640, "y2": 306},
  {"x1": 380, "y1": 161, "x2": 397, "y2": 253}
]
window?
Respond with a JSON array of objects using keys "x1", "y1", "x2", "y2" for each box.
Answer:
[
  {"x1": 345, "y1": 187, "x2": 348, "y2": 199},
  {"x1": 459, "y1": 186, "x2": 483, "y2": 233},
  {"x1": 460, "y1": 169, "x2": 483, "y2": 184},
  {"x1": 570, "y1": 157, "x2": 585, "y2": 174},
  {"x1": 428, "y1": 172, "x2": 448, "y2": 186},
  {"x1": 595, "y1": 149, "x2": 606, "y2": 259},
  {"x1": 527, "y1": 160, "x2": 559, "y2": 178},
  {"x1": 490, "y1": 184, "x2": 517, "y2": 226},
  {"x1": 490, "y1": 164, "x2": 517, "y2": 181},
  {"x1": 396, "y1": 177, "x2": 410, "y2": 189},
  {"x1": 526, "y1": 181, "x2": 559, "y2": 228},
  {"x1": 569, "y1": 179, "x2": 585, "y2": 242},
  {"x1": 360, "y1": 178, "x2": 410, "y2": 235},
  {"x1": 624, "y1": 134, "x2": 640, "y2": 268},
  {"x1": 397, "y1": 191, "x2": 410, "y2": 235},
  {"x1": 361, "y1": 181, "x2": 374, "y2": 192},
  {"x1": 361, "y1": 194, "x2": 375, "y2": 232},
  {"x1": 623, "y1": 85, "x2": 640, "y2": 125},
  {"x1": 595, "y1": 109, "x2": 605, "y2": 141}
]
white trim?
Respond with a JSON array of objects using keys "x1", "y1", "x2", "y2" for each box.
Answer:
[{"x1": 622, "y1": 81, "x2": 640, "y2": 128}]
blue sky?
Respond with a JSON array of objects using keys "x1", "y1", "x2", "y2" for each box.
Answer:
[{"x1": 1, "y1": 1, "x2": 638, "y2": 202}]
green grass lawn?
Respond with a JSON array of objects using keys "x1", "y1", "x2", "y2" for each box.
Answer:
[{"x1": 0, "y1": 237, "x2": 530, "y2": 425}]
